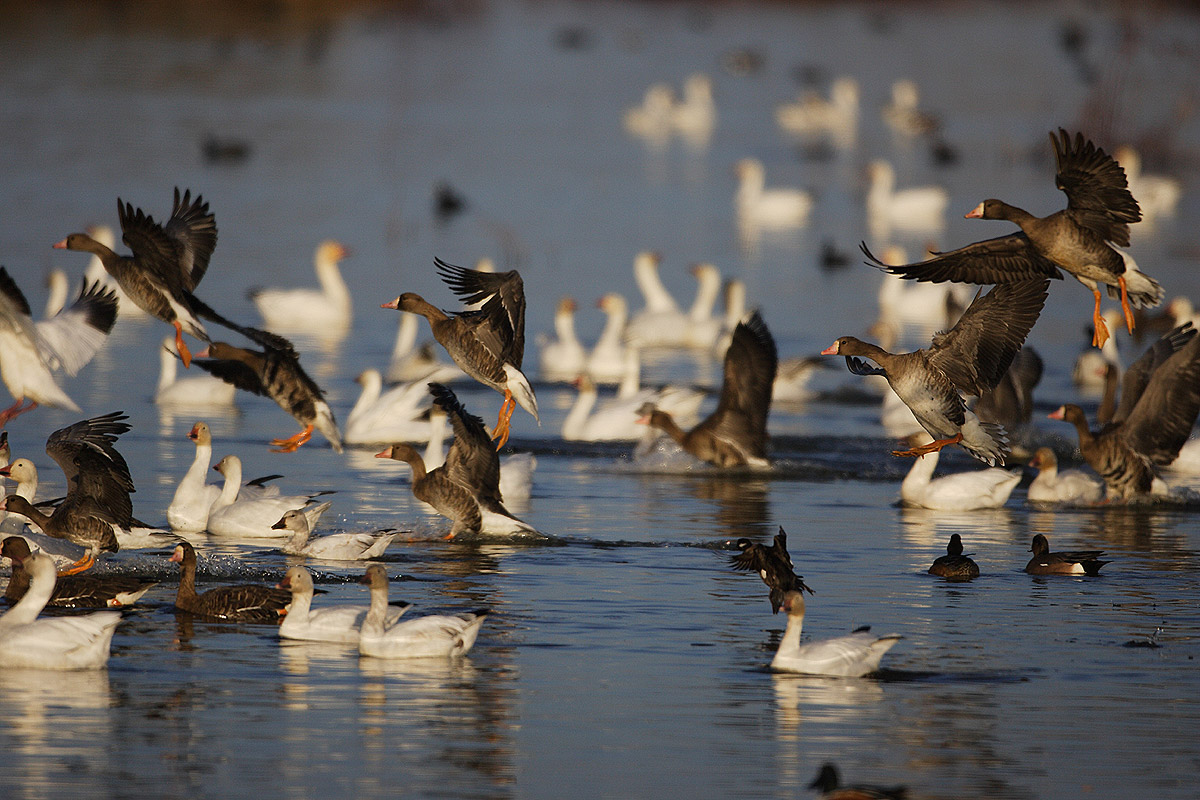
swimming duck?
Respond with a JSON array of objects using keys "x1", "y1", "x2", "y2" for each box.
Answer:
[
  {"x1": 249, "y1": 240, "x2": 352, "y2": 336},
  {"x1": 272, "y1": 508, "x2": 396, "y2": 561},
  {"x1": 276, "y1": 565, "x2": 408, "y2": 644},
  {"x1": 927, "y1": 534, "x2": 980, "y2": 581},
  {"x1": 808, "y1": 762, "x2": 909, "y2": 800},
  {"x1": 358, "y1": 564, "x2": 487, "y2": 658},
  {"x1": 2, "y1": 536, "x2": 156, "y2": 608},
  {"x1": 729, "y1": 527, "x2": 814, "y2": 613},
  {"x1": 1026, "y1": 448, "x2": 1103, "y2": 505},
  {"x1": 898, "y1": 432, "x2": 1021, "y2": 510},
  {"x1": 770, "y1": 590, "x2": 901, "y2": 677},
  {"x1": 1025, "y1": 534, "x2": 1108, "y2": 576},
  {"x1": 168, "y1": 540, "x2": 290, "y2": 622}
]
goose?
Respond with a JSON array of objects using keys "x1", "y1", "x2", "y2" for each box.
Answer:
[
  {"x1": 1115, "y1": 145, "x2": 1181, "y2": 223},
  {"x1": 866, "y1": 159, "x2": 948, "y2": 235},
  {"x1": 2, "y1": 537, "x2": 155, "y2": 608},
  {"x1": 586, "y1": 292, "x2": 632, "y2": 383},
  {"x1": 155, "y1": 335, "x2": 237, "y2": 408},
  {"x1": 0, "y1": 456, "x2": 47, "y2": 534},
  {"x1": 386, "y1": 311, "x2": 463, "y2": 384},
  {"x1": 358, "y1": 564, "x2": 487, "y2": 658},
  {"x1": 276, "y1": 565, "x2": 408, "y2": 644},
  {"x1": 536, "y1": 297, "x2": 587, "y2": 382},
  {"x1": 734, "y1": 158, "x2": 813, "y2": 229},
  {"x1": 562, "y1": 372, "x2": 703, "y2": 442},
  {"x1": 250, "y1": 240, "x2": 352, "y2": 334},
  {"x1": 0, "y1": 552, "x2": 120, "y2": 669},
  {"x1": 681, "y1": 263, "x2": 724, "y2": 350},
  {"x1": 43, "y1": 269, "x2": 70, "y2": 318},
  {"x1": 711, "y1": 278, "x2": 747, "y2": 358},
  {"x1": 624, "y1": 251, "x2": 691, "y2": 349},
  {"x1": 927, "y1": 534, "x2": 980, "y2": 581},
  {"x1": 423, "y1": 403, "x2": 535, "y2": 504},
  {"x1": 1026, "y1": 448, "x2": 1103, "y2": 505},
  {"x1": 167, "y1": 421, "x2": 223, "y2": 532},
  {"x1": 168, "y1": 541, "x2": 290, "y2": 622},
  {"x1": 772, "y1": 356, "x2": 827, "y2": 404},
  {"x1": 623, "y1": 83, "x2": 675, "y2": 143},
  {"x1": 1025, "y1": 534, "x2": 1108, "y2": 576},
  {"x1": 206, "y1": 455, "x2": 332, "y2": 538},
  {"x1": 0, "y1": 267, "x2": 118, "y2": 426},
  {"x1": 272, "y1": 508, "x2": 396, "y2": 561},
  {"x1": 54, "y1": 188, "x2": 219, "y2": 366},
  {"x1": 728, "y1": 527, "x2": 814, "y2": 613},
  {"x1": 81, "y1": 224, "x2": 148, "y2": 319},
  {"x1": 343, "y1": 369, "x2": 433, "y2": 446},
  {"x1": 882, "y1": 78, "x2": 938, "y2": 137},
  {"x1": 898, "y1": 432, "x2": 1021, "y2": 510},
  {"x1": 383, "y1": 258, "x2": 538, "y2": 449},
  {"x1": 873, "y1": 246, "x2": 971, "y2": 333},
  {"x1": 863, "y1": 130, "x2": 1158, "y2": 348},
  {"x1": 639, "y1": 311, "x2": 777, "y2": 468},
  {"x1": 670, "y1": 73, "x2": 716, "y2": 145},
  {"x1": 823, "y1": 279, "x2": 1050, "y2": 466},
  {"x1": 808, "y1": 763, "x2": 909, "y2": 800},
  {"x1": 774, "y1": 76, "x2": 859, "y2": 146},
  {"x1": 770, "y1": 589, "x2": 901, "y2": 677}
]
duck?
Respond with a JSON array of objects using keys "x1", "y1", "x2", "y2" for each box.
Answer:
[
  {"x1": 206, "y1": 455, "x2": 332, "y2": 538},
  {"x1": 1025, "y1": 534, "x2": 1108, "y2": 576},
  {"x1": 728, "y1": 527, "x2": 814, "y2": 613},
  {"x1": 2, "y1": 536, "x2": 156, "y2": 608},
  {"x1": 382, "y1": 258, "x2": 538, "y2": 449},
  {"x1": 822, "y1": 278, "x2": 1050, "y2": 466},
  {"x1": 386, "y1": 311, "x2": 464, "y2": 384},
  {"x1": 272, "y1": 508, "x2": 396, "y2": 561},
  {"x1": 623, "y1": 251, "x2": 690, "y2": 349},
  {"x1": 639, "y1": 311, "x2": 777, "y2": 468},
  {"x1": 882, "y1": 78, "x2": 939, "y2": 137},
  {"x1": 80, "y1": 224, "x2": 149, "y2": 319},
  {"x1": 734, "y1": 157, "x2": 813, "y2": 229},
  {"x1": 155, "y1": 335, "x2": 237, "y2": 409},
  {"x1": 862, "y1": 130, "x2": 1158, "y2": 349},
  {"x1": 1115, "y1": 145, "x2": 1181, "y2": 223},
  {"x1": 536, "y1": 297, "x2": 587, "y2": 382},
  {"x1": 53, "y1": 188, "x2": 219, "y2": 367},
  {"x1": 898, "y1": 432, "x2": 1021, "y2": 510},
  {"x1": 866, "y1": 159, "x2": 948, "y2": 236},
  {"x1": 168, "y1": 540, "x2": 290, "y2": 622},
  {"x1": 770, "y1": 589, "x2": 901, "y2": 677},
  {"x1": 0, "y1": 551, "x2": 121, "y2": 670},
  {"x1": 343, "y1": 369, "x2": 433, "y2": 446},
  {"x1": 928, "y1": 534, "x2": 980, "y2": 581},
  {"x1": 774, "y1": 76, "x2": 859, "y2": 147},
  {"x1": 0, "y1": 267, "x2": 118, "y2": 426},
  {"x1": 807, "y1": 762, "x2": 909, "y2": 800},
  {"x1": 358, "y1": 564, "x2": 487, "y2": 658},
  {"x1": 1026, "y1": 448, "x2": 1103, "y2": 505},
  {"x1": 249, "y1": 240, "x2": 352, "y2": 335},
  {"x1": 192, "y1": 324, "x2": 342, "y2": 453},
  {"x1": 276, "y1": 565, "x2": 408, "y2": 644},
  {"x1": 586, "y1": 292, "x2": 632, "y2": 383}
]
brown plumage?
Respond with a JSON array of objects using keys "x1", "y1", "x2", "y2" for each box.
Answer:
[
  {"x1": 168, "y1": 541, "x2": 289, "y2": 622},
  {"x1": 808, "y1": 763, "x2": 908, "y2": 800},
  {"x1": 927, "y1": 534, "x2": 979, "y2": 581},
  {"x1": 376, "y1": 443, "x2": 482, "y2": 537},
  {"x1": 728, "y1": 526, "x2": 813, "y2": 613},
  {"x1": 1025, "y1": 534, "x2": 1108, "y2": 576},
  {"x1": 2, "y1": 536, "x2": 155, "y2": 607}
]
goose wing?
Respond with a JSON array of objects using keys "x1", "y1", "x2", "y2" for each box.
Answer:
[
  {"x1": 862, "y1": 239, "x2": 1061, "y2": 286},
  {"x1": 1051, "y1": 128, "x2": 1141, "y2": 246}
]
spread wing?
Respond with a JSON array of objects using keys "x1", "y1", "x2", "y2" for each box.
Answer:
[
  {"x1": 436, "y1": 258, "x2": 526, "y2": 368},
  {"x1": 45, "y1": 411, "x2": 135, "y2": 526},
  {"x1": 1051, "y1": 128, "x2": 1141, "y2": 247},
  {"x1": 161, "y1": 188, "x2": 218, "y2": 289},
  {"x1": 694, "y1": 311, "x2": 777, "y2": 455},
  {"x1": 861, "y1": 239, "x2": 1061, "y2": 286},
  {"x1": 429, "y1": 383, "x2": 503, "y2": 506}
]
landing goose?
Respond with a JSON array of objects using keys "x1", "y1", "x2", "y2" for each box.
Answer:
[
  {"x1": 728, "y1": 527, "x2": 814, "y2": 613},
  {"x1": 423, "y1": 404, "x2": 535, "y2": 504},
  {"x1": 358, "y1": 564, "x2": 487, "y2": 658},
  {"x1": 734, "y1": 158, "x2": 813, "y2": 229},
  {"x1": 168, "y1": 540, "x2": 290, "y2": 622},
  {"x1": 343, "y1": 369, "x2": 432, "y2": 446},
  {"x1": 207, "y1": 455, "x2": 332, "y2": 538},
  {"x1": 250, "y1": 240, "x2": 352, "y2": 335},
  {"x1": 383, "y1": 258, "x2": 538, "y2": 449},
  {"x1": 155, "y1": 336, "x2": 237, "y2": 408},
  {"x1": 277, "y1": 565, "x2": 407, "y2": 644},
  {"x1": 863, "y1": 130, "x2": 1158, "y2": 348},
  {"x1": 808, "y1": 762, "x2": 908, "y2": 800},
  {"x1": 898, "y1": 432, "x2": 1021, "y2": 510},
  {"x1": 770, "y1": 589, "x2": 901, "y2": 677},
  {"x1": 536, "y1": 297, "x2": 587, "y2": 382},
  {"x1": 272, "y1": 508, "x2": 396, "y2": 561},
  {"x1": 928, "y1": 534, "x2": 979, "y2": 581},
  {"x1": 1025, "y1": 534, "x2": 1108, "y2": 576},
  {"x1": 823, "y1": 279, "x2": 1049, "y2": 466},
  {"x1": 1026, "y1": 448, "x2": 1103, "y2": 505},
  {"x1": 2, "y1": 536, "x2": 155, "y2": 608}
]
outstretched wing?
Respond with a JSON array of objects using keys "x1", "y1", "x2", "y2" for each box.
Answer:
[
  {"x1": 861, "y1": 239, "x2": 1061, "y2": 286},
  {"x1": 436, "y1": 258, "x2": 527, "y2": 367},
  {"x1": 1051, "y1": 128, "x2": 1141, "y2": 247}
]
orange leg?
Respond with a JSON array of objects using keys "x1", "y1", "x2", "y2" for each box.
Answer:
[
  {"x1": 174, "y1": 321, "x2": 193, "y2": 368},
  {"x1": 271, "y1": 424, "x2": 314, "y2": 453},
  {"x1": 0, "y1": 398, "x2": 37, "y2": 430},
  {"x1": 1118, "y1": 275, "x2": 1136, "y2": 334},
  {"x1": 491, "y1": 391, "x2": 516, "y2": 450},
  {"x1": 892, "y1": 432, "x2": 964, "y2": 459},
  {"x1": 58, "y1": 551, "x2": 96, "y2": 576},
  {"x1": 1090, "y1": 288, "x2": 1109, "y2": 349}
]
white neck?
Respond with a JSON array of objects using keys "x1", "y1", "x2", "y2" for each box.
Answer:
[
  {"x1": 362, "y1": 584, "x2": 389, "y2": 636},
  {"x1": 723, "y1": 281, "x2": 746, "y2": 328},
  {"x1": 688, "y1": 267, "x2": 721, "y2": 321},
  {"x1": 315, "y1": 254, "x2": 351, "y2": 309},
  {"x1": 391, "y1": 313, "x2": 419, "y2": 361},
  {"x1": 562, "y1": 382, "x2": 598, "y2": 439},
  {"x1": 900, "y1": 448, "x2": 939, "y2": 494},
  {"x1": 595, "y1": 300, "x2": 628, "y2": 349},
  {"x1": 424, "y1": 413, "x2": 447, "y2": 469},
  {"x1": 212, "y1": 458, "x2": 244, "y2": 511},
  {"x1": 349, "y1": 371, "x2": 384, "y2": 422},
  {"x1": 634, "y1": 256, "x2": 678, "y2": 313},
  {"x1": 555, "y1": 308, "x2": 580, "y2": 345},
  {"x1": 287, "y1": 587, "x2": 313, "y2": 620},
  {"x1": 777, "y1": 604, "x2": 805, "y2": 656},
  {"x1": 4, "y1": 556, "x2": 55, "y2": 625},
  {"x1": 616, "y1": 350, "x2": 641, "y2": 399},
  {"x1": 181, "y1": 440, "x2": 213, "y2": 493},
  {"x1": 157, "y1": 345, "x2": 178, "y2": 394}
]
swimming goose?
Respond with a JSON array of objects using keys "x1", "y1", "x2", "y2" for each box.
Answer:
[
  {"x1": 54, "y1": 188, "x2": 219, "y2": 366},
  {"x1": 277, "y1": 565, "x2": 408, "y2": 644},
  {"x1": 167, "y1": 421, "x2": 227, "y2": 532},
  {"x1": 563, "y1": 369, "x2": 704, "y2": 443},
  {"x1": 586, "y1": 292, "x2": 632, "y2": 383},
  {"x1": 155, "y1": 335, "x2": 237, "y2": 409},
  {"x1": 1025, "y1": 534, "x2": 1108, "y2": 576},
  {"x1": 770, "y1": 589, "x2": 901, "y2": 677},
  {"x1": 537, "y1": 297, "x2": 587, "y2": 382},
  {"x1": 250, "y1": 240, "x2": 352, "y2": 335},
  {"x1": 343, "y1": 369, "x2": 433, "y2": 446},
  {"x1": 734, "y1": 158, "x2": 813, "y2": 229},
  {"x1": 898, "y1": 432, "x2": 1021, "y2": 510},
  {"x1": 358, "y1": 564, "x2": 487, "y2": 658},
  {"x1": 272, "y1": 508, "x2": 396, "y2": 561},
  {"x1": 866, "y1": 159, "x2": 948, "y2": 235},
  {"x1": 639, "y1": 311, "x2": 776, "y2": 468},
  {"x1": 192, "y1": 324, "x2": 342, "y2": 453},
  {"x1": 0, "y1": 552, "x2": 121, "y2": 669},
  {"x1": 729, "y1": 527, "x2": 814, "y2": 613},
  {"x1": 623, "y1": 82, "x2": 675, "y2": 143},
  {"x1": 882, "y1": 78, "x2": 939, "y2": 137},
  {"x1": 774, "y1": 76, "x2": 859, "y2": 147},
  {"x1": 1115, "y1": 145, "x2": 1181, "y2": 223},
  {"x1": 823, "y1": 279, "x2": 1050, "y2": 466},
  {"x1": 207, "y1": 455, "x2": 332, "y2": 538},
  {"x1": 1026, "y1": 447, "x2": 1103, "y2": 505},
  {"x1": 670, "y1": 73, "x2": 716, "y2": 145},
  {"x1": 0, "y1": 267, "x2": 118, "y2": 426},
  {"x1": 808, "y1": 762, "x2": 909, "y2": 800},
  {"x1": 168, "y1": 540, "x2": 290, "y2": 622},
  {"x1": 863, "y1": 130, "x2": 1158, "y2": 348},
  {"x1": 0, "y1": 457, "x2": 47, "y2": 534},
  {"x1": 624, "y1": 251, "x2": 691, "y2": 349},
  {"x1": 2, "y1": 536, "x2": 155, "y2": 608},
  {"x1": 383, "y1": 258, "x2": 538, "y2": 449},
  {"x1": 928, "y1": 534, "x2": 979, "y2": 581}
]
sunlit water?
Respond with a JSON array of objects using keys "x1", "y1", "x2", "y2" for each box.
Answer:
[{"x1": 2, "y1": 1, "x2": 1200, "y2": 798}]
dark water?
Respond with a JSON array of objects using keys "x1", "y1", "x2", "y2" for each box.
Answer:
[{"x1": 3, "y1": 1, "x2": 1200, "y2": 798}]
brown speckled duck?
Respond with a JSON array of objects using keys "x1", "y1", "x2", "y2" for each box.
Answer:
[{"x1": 168, "y1": 541, "x2": 290, "y2": 622}]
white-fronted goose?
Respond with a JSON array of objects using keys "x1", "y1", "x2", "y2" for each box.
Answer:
[
  {"x1": 1025, "y1": 534, "x2": 1108, "y2": 576},
  {"x1": 822, "y1": 279, "x2": 1050, "y2": 466},
  {"x1": 168, "y1": 541, "x2": 290, "y2": 622},
  {"x1": 728, "y1": 526, "x2": 814, "y2": 613},
  {"x1": 358, "y1": 564, "x2": 487, "y2": 658},
  {"x1": 272, "y1": 508, "x2": 396, "y2": 561},
  {"x1": 54, "y1": 188, "x2": 218, "y2": 366},
  {"x1": 1026, "y1": 448, "x2": 1103, "y2": 505},
  {"x1": 250, "y1": 240, "x2": 352, "y2": 335},
  {"x1": 928, "y1": 534, "x2": 979, "y2": 581},
  {"x1": 639, "y1": 310, "x2": 777, "y2": 468},
  {"x1": 2, "y1": 536, "x2": 155, "y2": 608},
  {"x1": 808, "y1": 762, "x2": 909, "y2": 800},
  {"x1": 382, "y1": 258, "x2": 538, "y2": 449},
  {"x1": 899, "y1": 432, "x2": 1021, "y2": 510},
  {"x1": 770, "y1": 590, "x2": 901, "y2": 677},
  {"x1": 0, "y1": 267, "x2": 117, "y2": 426},
  {"x1": 863, "y1": 129, "x2": 1158, "y2": 348},
  {"x1": 277, "y1": 565, "x2": 408, "y2": 644}
]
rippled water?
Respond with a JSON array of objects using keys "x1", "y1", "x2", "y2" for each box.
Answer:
[{"x1": 2, "y1": 1, "x2": 1200, "y2": 798}]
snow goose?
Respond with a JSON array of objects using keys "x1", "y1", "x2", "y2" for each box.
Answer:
[
  {"x1": 774, "y1": 76, "x2": 859, "y2": 147},
  {"x1": 711, "y1": 278, "x2": 746, "y2": 358},
  {"x1": 386, "y1": 311, "x2": 464, "y2": 384},
  {"x1": 272, "y1": 508, "x2": 396, "y2": 561},
  {"x1": 358, "y1": 564, "x2": 487, "y2": 658},
  {"x1": 899, "y1": 433, "x2": 1020, "y2": 510},
  {"x1": 2, "y1": 536, "x2": 155, "y2": 608},
  {"x1": 808, "y1": 763, "x2": 908, "y2": 800},
  {"x1": 883, "y1": 78, "x2": 939, "y2": 137},
  {"x1": 771, "y1": 356, "x2": 826, "y2": 404},
  {"x1": 734, "y1": 158, "x2": 813, "y2": 229},
  {"x1": 823, "y1": 279, "x2": 1050, "y2": 466},
  {"x1": 536, "y1": 297, "x2": 587, "y2": 381},
  {"x1": 928, "y1": 534, "x2": 979, "y2": 581},
  {"x1": 277, "y1": 565, "x2": 407, "y2": 644},
  {"x1": 864, "y1": 130, "x2": 1159, "y2": 348},
  {"x1": 769, "y1": 589, "x2": 901, "y2": 677},
  {"x1": 344, "y1": 369, "x2": 432, "y2": 446},
  {"x1": 1026, "y1": 447, "x2": 1103, "y2": 505},
  {"x1": 167, "y1": 421, "x2": 253, "y2": 533},
  {"x1": 1025, "y1": 534, "x2": 1108, "y2": 576},
  {"x1": 383, "y1": 258, "x2": 538, "y2": 449},
  {"x1": 624, "y1": 251, "x2": 691, "y2": 349},
  {"x1": 682, "y1": 263, "x2": 724, "y2": 350},
  {"x1": 562, "y1": 372, "x2": 702, "y2": 442},
  {"x1": 728, "y1": 527, "x2": 814, "y2": 613},
  {"x1": 639, "y1": 311, "x2": 777, "y2": 468},
  {"x1": 155, "y1": 336, "x2": 237, "y2": 409},
  {"x1": 0, "y1": 267, "x2": 117, "y2": 426},
  {"x1": 206, "y1": 454, "x2": 331, "y2": 538},
  {"x1": 623, "y1": 82, "x2": 675, "y2": 144},
  {"x1": 0, "y1": 552, "x2": 120, "y2": 669},
  {"x1": 586, "y1": 292, "x2": 632, "y2": 383},
  {"x1": 0, "y1": 457, "x2": 45, "y2": 534},
  {"x1": 866, "y1": 159, "x2": 948, "y2": 236},
  {"x1": 1115, "y1": 145, "x2": 1181, "y2": 223},
  {"x1": 250, "y1": 240, "x2": 352, "y2": 335},
  {"x1": 168, "y1": 541, "x2": 290, "y2": 622},
  {"x1": 43, "y1": 269, "x2": 70, "y2": 318},
  {"x1": 670, "y1": 73, "x2": 716, "y2": 146},
  {"x1": 54, "y1": 188, "x2": 218, "y2": 367}
]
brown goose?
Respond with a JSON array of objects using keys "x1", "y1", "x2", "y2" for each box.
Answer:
[
  {"x1": 822, "y1": 279, "x2": 1049, "y2": 466},
  {"x1": 1049, "y1": 323, "x2": 1200, "y2": 499},
  {"x1": 638, "y1": 310, "x2": 777, "y2": 468},
  {"x1": 928, "y1": 534, "x2": 979, "y2": 581},
  {"x1": 191, "y1": 324, "x2": 341, "y2": 453},
  {"x1": 53, "y1": 188, "x2": 218, "y2": 366},
  {"x1": 2, "y1": 536, "x2": 155, "y2": 608},
  {"x1": 1025, "y1": 534, "x2": 1108, "y2": 576},
  {"x1": 862, "y1": 129, "x2": 1159, "y2": 348},
  {"x1": 168, "y1": 541, "x2": 289, "y2": 622},
  {"x1": 382, "y1": 258, "x2": 538, "y2": 449},
  {"x1": 728, "y1": 526, "x2": 813, "y2": 613}
]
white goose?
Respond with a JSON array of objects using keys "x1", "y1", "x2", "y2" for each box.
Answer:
[
  {"x1": 624, "y1": 252, "x2": 690, "y2": 348},
  {"x1": 344, "y1": 369, "x2": 433, "y2": 446},
  {"x1": 155, "y1": 336, "x2": 237, "y2": 408},
  {"x1": 682, "y1": 263, "x2": 724, "y2": 350},
  {"x1": 386, "y1": 311, "x2": 463, "y2": 384},
  {"x1": 1026, "y1": 448, "x2": 1103, "y2": 505},
  {"x1": 770, "y1": 590, "x2": 901, "y2": 677},
  {"x1": 250, "y1": 240, "x2": 352, "y2": 335},
  {"x1": 711, "y1": 278, "x2": 747, "y2": 358},
  {"x1": 670, "y1": 73, "x2": 716, "y2": 146},
  {"x1": 866, "y1": 159, "x2": 947, "y2": 236},
  {"x1": 277, "y1": 565, "x2": 408, "y2": 644},
  {"x1": 358, "y1": 564, "x2": 487, "y2": 659},
  {"x1": 537, "y1": 297, "x2": 587, "y2": 382},
  {"x1": 734, "y1": 158, "x2": 813, "y2": 229},
  {"x1": 0, "y1": 457, "x2": 43, "y2": 535},
  {"x1": 623, "y1": 83, "x2": 675, "y2": 143},
  {"x1": 774, "y1": 76, "x2": 859, "y2": 147},
  {"x1": 166, "y1": 422, "x2": 281, "y2": 533},
  {"x1": 1115, "y1": 145, "x2": 1181, "y2": 224},
  {"x1": 206, "y1": 455, "x2": 331, "y2": 538},
  {"x1": 273, "y1": 508, "x2": 397, "y2": 561},
  {"x1": 587, "y1": 292, "x2": 632, "y2": 383},
  {"x1": 899, "y1": 432, "x2": 1021, "y2": 510},
  {"x1": 563, "y1": 365, "x2": 705, "y2": 443},
  {"x1": 0, "y1": 552, "x2": 120, "y2": 670},
  {"x1": 882, "y1": 78, "x2": 938, "y2": 137}
]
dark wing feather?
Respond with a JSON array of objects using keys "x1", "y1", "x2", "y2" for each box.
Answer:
[
  {"x1": 694, "y1": 311, "x2": 777, "y2": 456},
  {"x1": 1051, "y1": 129, "x2": 1141, "y2": 246},
  {"x1": 161, "y1": 188, "x2": 218, "y2": 290},
  {"x1": 191, "y1": 356, "x2": 270, "y2": 397},
  {"x1": 45, "y1": 412, "x2": 135, "y2": 527},
  {"x1": 0, "y1": 267, "x2": 32, "y2": 319},
  {"x1": 117, "y1": 199, "x2": 188, "y2": 294},
  {"x1": 861, "y1": 239, "x2": 1061, "y2": 286},
  {"x1": 1110, "y1": 323, "x2": 1195, "y2": 426},
  {"x1": 430, "y1": 383, "x2": 503, "y2": 506},
  {"x1": 1119, "y1": 330, "x2": 1200, "y2": 465},
  {"x1": 435, "y1": 258, "x2": 526, "y2": 366}
]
